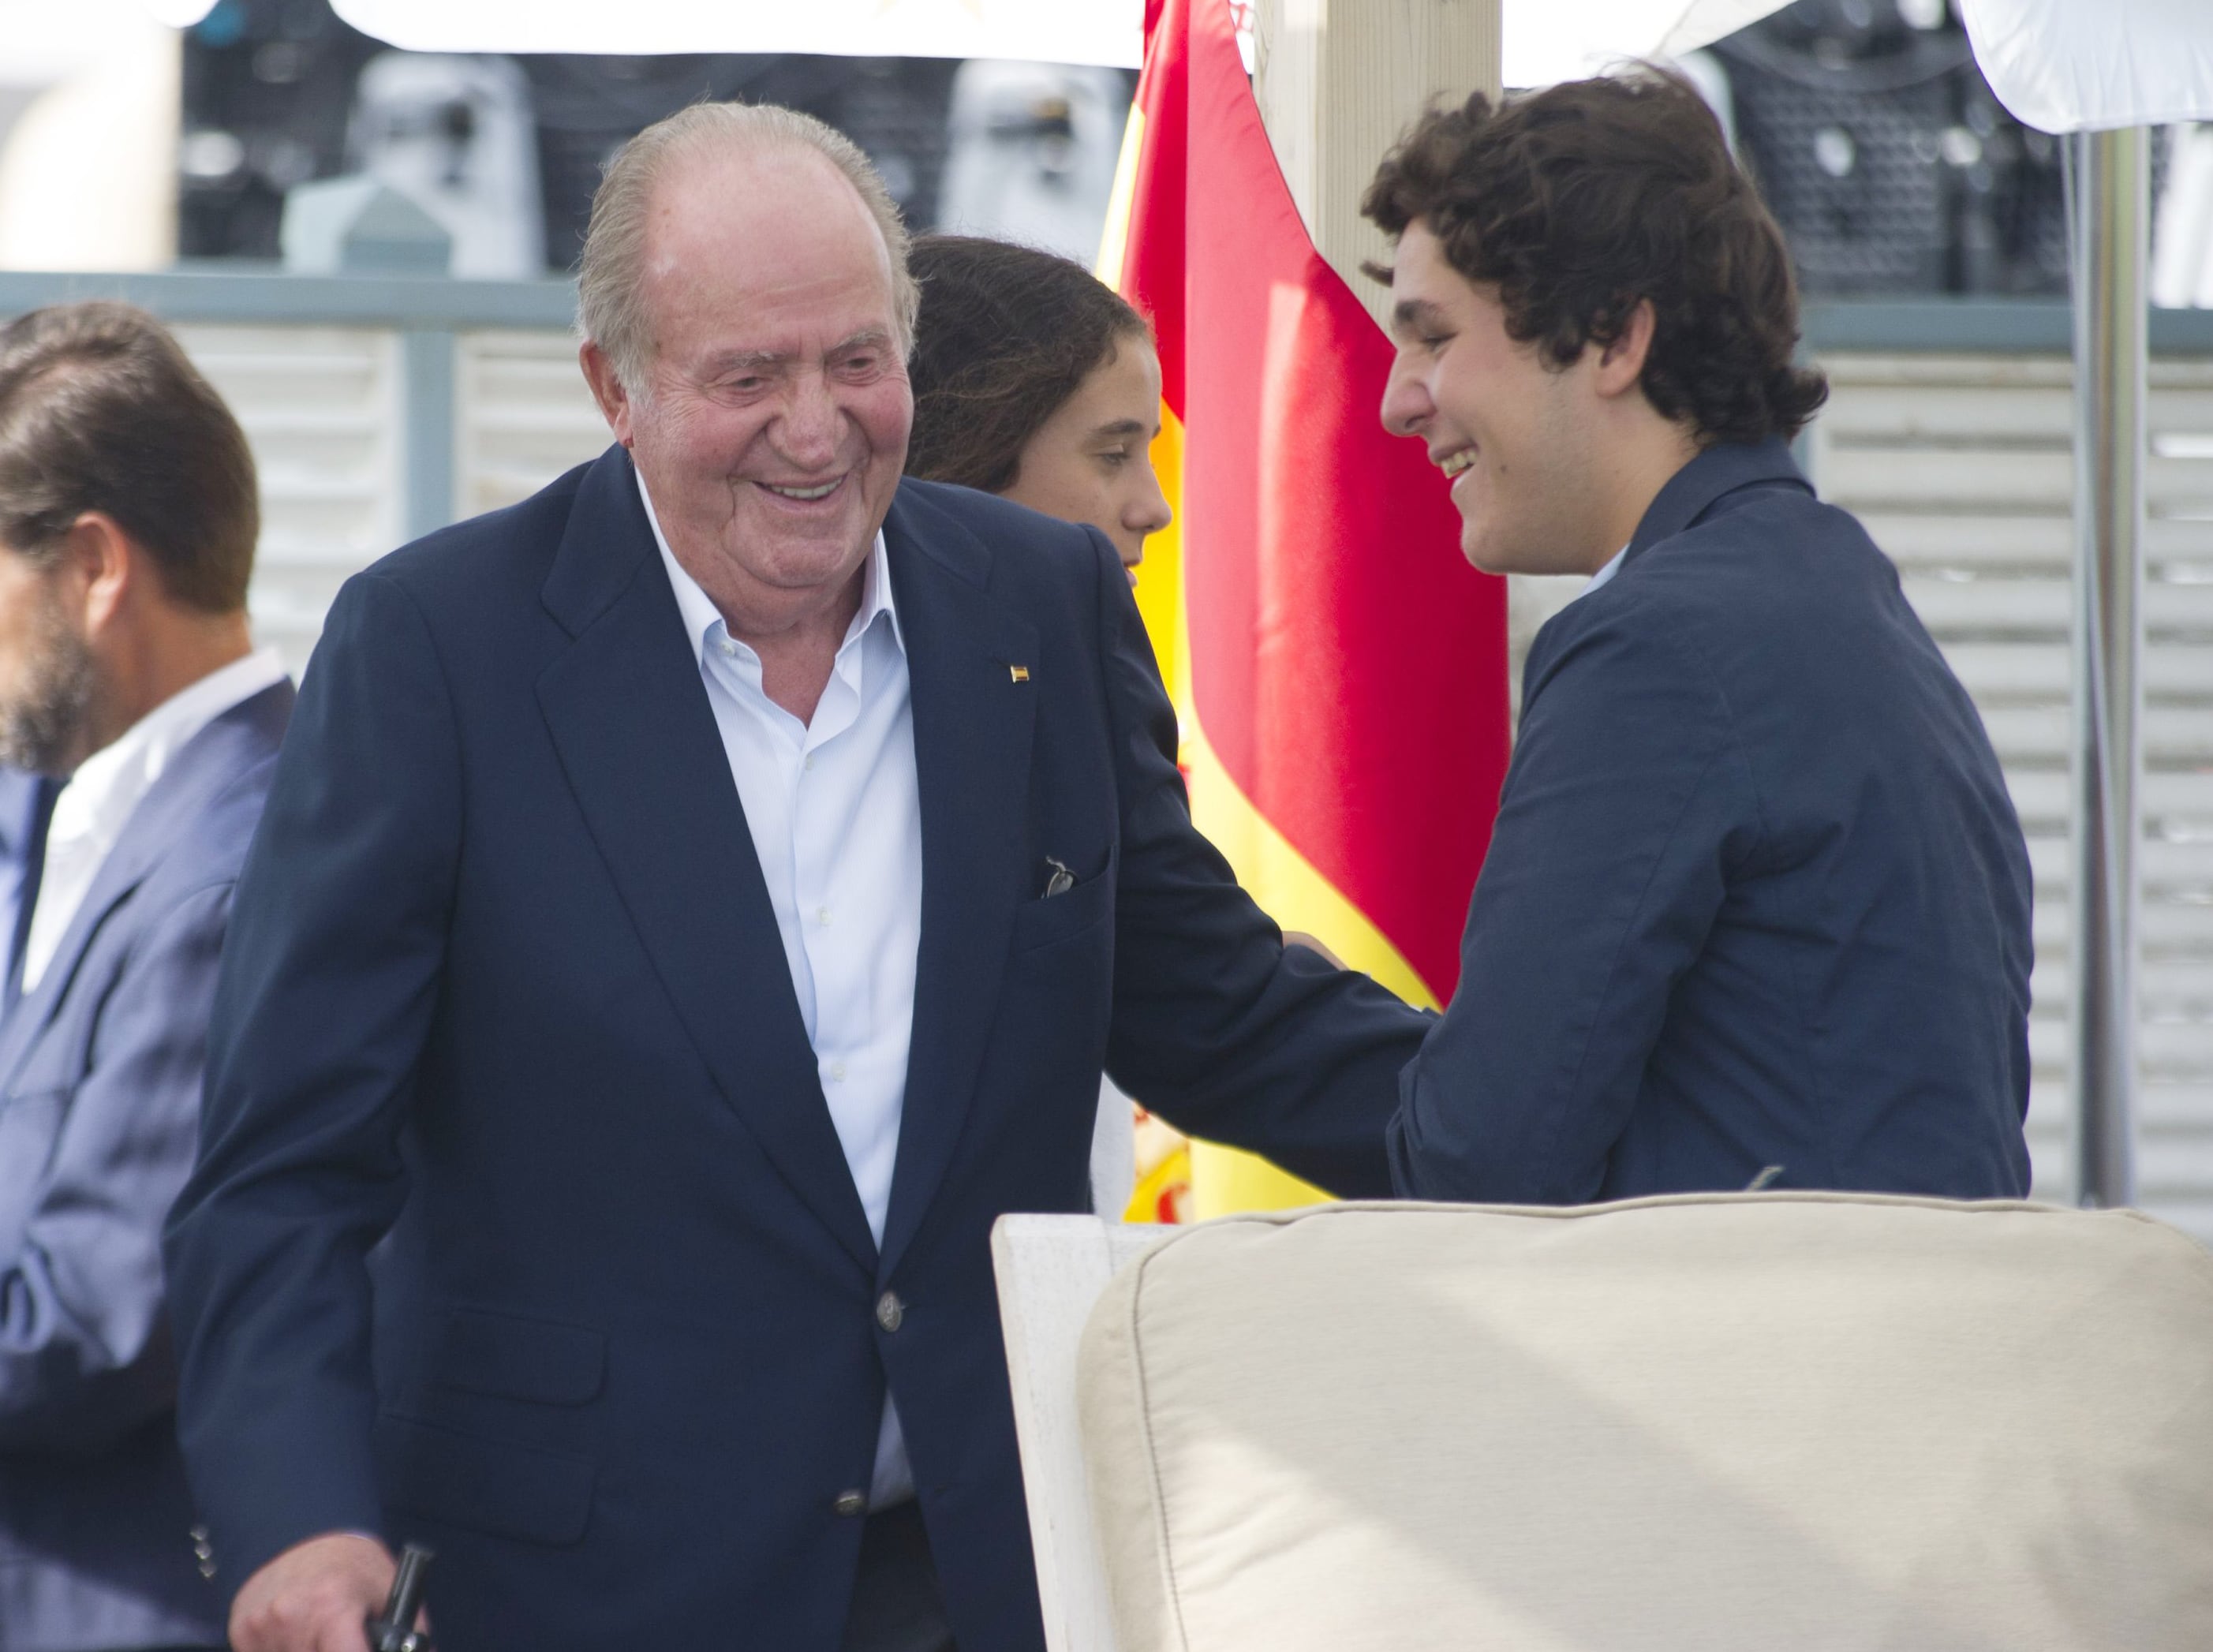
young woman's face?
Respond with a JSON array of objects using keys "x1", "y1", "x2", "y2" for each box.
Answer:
[{"x1": 1000, "y1": 338, "x2": 1172, "y2": 581}]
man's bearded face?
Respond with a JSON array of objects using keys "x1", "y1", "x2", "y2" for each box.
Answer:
[{"x1": 0, "y1": 556, "x2": 95, "y2": 776}]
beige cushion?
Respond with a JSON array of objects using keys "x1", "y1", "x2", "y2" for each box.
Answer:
[{"x1": 1077, "y1": 1194, "x2": 2213, "y2": 1652}]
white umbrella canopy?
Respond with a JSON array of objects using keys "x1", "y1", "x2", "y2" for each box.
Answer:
[
  {"x1": 1957, "y1": 0, "x2": 2213, "y2": 134},
  {"x1": 325, "y1": 0, "x2": 1149, "y2": 65},
  {"x1": 322, "y1": 0, "x2": 1799, "y2": 78}
]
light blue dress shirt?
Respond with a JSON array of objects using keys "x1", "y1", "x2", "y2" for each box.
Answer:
[{"x1": 1583, "y1": 542, "x2": 1630, "y2": 597}]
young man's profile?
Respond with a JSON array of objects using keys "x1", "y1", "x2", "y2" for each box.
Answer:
[{"x1": 1370, "y1": 71, "x2": 2033, "y2": 1204}]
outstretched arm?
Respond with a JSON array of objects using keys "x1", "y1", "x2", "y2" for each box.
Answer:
[{"x1": 1088, "y1": 534, "x2": 1430, "y2": 1199}]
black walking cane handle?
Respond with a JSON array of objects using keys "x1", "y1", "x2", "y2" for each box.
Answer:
[{"x1": 366, "y1": 1543, "x2": 435, "y2": 1652}]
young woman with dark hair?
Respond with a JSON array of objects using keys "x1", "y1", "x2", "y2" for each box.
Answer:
[{"x1": 906, "y1": 234, "x2": 1172, "y2": 583}]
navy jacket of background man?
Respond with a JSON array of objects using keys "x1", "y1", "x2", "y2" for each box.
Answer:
[
  {"x1": 1, "y1": 684, "x2": 291, "y2": 1652},
  {"x1": 163, "y1": 447, "x2": 1426, "y2": 1652},
  {"x1": 1391, "y1": 438, "x2": 2034, "y2": 1205}
]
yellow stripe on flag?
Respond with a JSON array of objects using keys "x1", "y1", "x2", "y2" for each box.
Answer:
[
  {"x1": 1095, "y1": 102, "x2": 1146, "y2": 291},
  {"x1": 1131, "y1": 407, "x2": 1183, "y2": 706}
]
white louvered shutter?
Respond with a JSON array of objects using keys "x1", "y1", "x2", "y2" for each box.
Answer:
[{"x1": 1808, "y1": 353, "x2": 2213, "y2": 1240}]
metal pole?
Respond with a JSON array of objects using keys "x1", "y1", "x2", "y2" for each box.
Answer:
[{"x1": 2067, "y1": 127, "x2": 2148, "y2": 1209}]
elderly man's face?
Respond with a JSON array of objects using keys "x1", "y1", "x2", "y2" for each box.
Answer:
[
  {"x1": 617, "y1": 146, "x2": 912, "y2": 624},
  {"x1": 0, "y1": 547, "x2": 95, "y2": 776}
]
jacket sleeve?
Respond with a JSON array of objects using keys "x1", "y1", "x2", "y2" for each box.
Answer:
[
  {"x1": 164, "y1": 574, "x2": 462, "y2": 1596},
  {"x1": 1389, "y1": 606, "x2": 1751, "y2": 1204},
  {"x1": 1090, "y1": 535, "x2": 1430, "y2": 1199},
  {"x1": 0, "y1": 880, "x2": 234, "y2": 1453}
]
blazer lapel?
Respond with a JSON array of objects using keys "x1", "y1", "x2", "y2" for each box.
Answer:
[
  {"x1": 0, "y1": 682, "x2": 293, "y2": 1093},
  {"x1": 534, "y1": 447, "x2": 877, "y2": 1275},
  {"x1": 877, "y1": 487, "x2": 1039, "y2": 1278},
  {"x1": 1, "y1": 772, "x2": 56, "y2": 1018}
]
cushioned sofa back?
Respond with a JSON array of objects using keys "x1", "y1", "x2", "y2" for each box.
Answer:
[{"x1": 1075, "y1": 1194, "x2": 2213, "y2": 1652}]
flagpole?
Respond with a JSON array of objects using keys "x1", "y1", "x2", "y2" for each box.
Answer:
[{"x1": 2067, "y1": 126, "x2": 2148, "y2": 1209}]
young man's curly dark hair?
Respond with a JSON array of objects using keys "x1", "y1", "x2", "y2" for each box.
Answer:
[{"x1": 1363, "y1": 69, "x2": 1827, "y2": 447}]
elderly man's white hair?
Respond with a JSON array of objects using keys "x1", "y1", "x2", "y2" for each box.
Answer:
[{"x1": 577, "y1": 101, "x2": 920, "y2": 393}]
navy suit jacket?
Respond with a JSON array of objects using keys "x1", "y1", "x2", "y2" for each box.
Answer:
[
  {"x1": 1391, "y1": 439, "x2": 2033, "y2": 1205},
  {"x1": 0, "y1": 683, "x2": 291, "y2": 1652},
  {"x1": 165, "y1": 449, "x2": 1426, "y2": 1652}
]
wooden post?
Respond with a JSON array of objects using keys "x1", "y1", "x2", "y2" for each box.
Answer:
[
  {"x1": 1252, "y1": 2, "x2": 1567, "y2": 731},
  {"x1": 1251, "y1": 0, "x2": 1502, "y2": 333}
]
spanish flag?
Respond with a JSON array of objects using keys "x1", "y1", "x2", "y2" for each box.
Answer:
[{"x1": 1101, "y1": 0, "x2": 1512, "y2": 1217}]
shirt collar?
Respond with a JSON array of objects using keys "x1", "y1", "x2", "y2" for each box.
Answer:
[
  {"x1": 46, "y1": 645, "x2": 288, "y2": 862},
  {"x1": 1583, "y1": 543, "x2": 1630, "y2": 598},
  {"x1": 635, "y1": 465, "x2": 903, "y2": 668}
]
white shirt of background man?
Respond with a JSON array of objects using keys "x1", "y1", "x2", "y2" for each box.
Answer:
[
  {"x1": 21, "y1": 646, "x2": 288, "y2": 996},
  {"x1": 639, "y1": 471, "x2": 923, "y2": 1509}
]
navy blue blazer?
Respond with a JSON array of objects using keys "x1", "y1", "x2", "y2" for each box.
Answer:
[
  {"x1": 0, "y1": 682, "x2": 291, "y2": 1652},
  {"x1": 1391, "y1": 439, "x2": 2033, "y2": 1205},
  {"x1": 165, "y1": 449, "x2": 1426, "y2": 1652}
]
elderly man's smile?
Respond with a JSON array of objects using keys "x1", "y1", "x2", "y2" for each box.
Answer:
[{"x1": 757, "y1": 474, "x2": 847, "y2": 503}]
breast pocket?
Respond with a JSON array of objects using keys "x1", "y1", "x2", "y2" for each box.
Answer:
[{"x1": 1011, "y1": 843, "x2": 1116, "y2": 954}]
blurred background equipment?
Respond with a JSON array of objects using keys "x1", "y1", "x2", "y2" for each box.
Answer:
[
  {"x1": 279, "y1": 174, "x2": 451, "y2": 272},
  {"x1": 345, "y1": 51, "x2": 541, "y2": 278},
  {"x1": 178, "y1": 0, "x2": 383, "y2": 263},
  {"x1": 936, "y1": 61, "x2": 1132, "y2": 267},
  {"x1": 519, "y1": 54, "x2": 960, "y2": 271},
  {"x1": 1709, "y1": 0, "x2": 2068, "y2": 295},
  {"x1": 176, "y1": 3, "x2": 975, "y2": 271}
]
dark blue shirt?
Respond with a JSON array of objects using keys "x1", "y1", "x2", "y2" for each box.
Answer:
[{"x1": 1391, "y1": 439, "x2": 2034, "y2": 1203}]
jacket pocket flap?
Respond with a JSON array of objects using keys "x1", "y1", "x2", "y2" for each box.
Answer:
[
  {"x1": 435, "y1": 1309, "x2": 606, "y2": 1405},
  {"x1": 376, "y1": 1413, "x2": 595, "y2": 1546}
]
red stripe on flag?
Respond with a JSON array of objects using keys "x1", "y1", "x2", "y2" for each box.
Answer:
[
  {"x1": 1170, "y1": 0, "x2": 1511, "y2": 1002},
  {"x1": 1120, "y1": 2, "x2": 1188, "y2": 419}
]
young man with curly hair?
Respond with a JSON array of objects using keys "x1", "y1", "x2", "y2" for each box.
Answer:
[{"x1": 1369, "y1": 71, "x2": 2034, "y2": 1205}]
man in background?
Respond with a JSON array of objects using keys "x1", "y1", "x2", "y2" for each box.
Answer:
[
  {"x1": 0, "y1": 301, "x2": 293, "y2": 1652},
  {"x1": 1370, "y1": 71, "x2": 2032, "y2": 1205}
]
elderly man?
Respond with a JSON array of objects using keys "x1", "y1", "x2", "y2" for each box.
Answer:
[
  {"x1": 0, "y1": 301, "x2": 293, "y2": 1652},
  {"x1": 166, "y1": 103, "x2": 1425, "y2": 1652}
]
